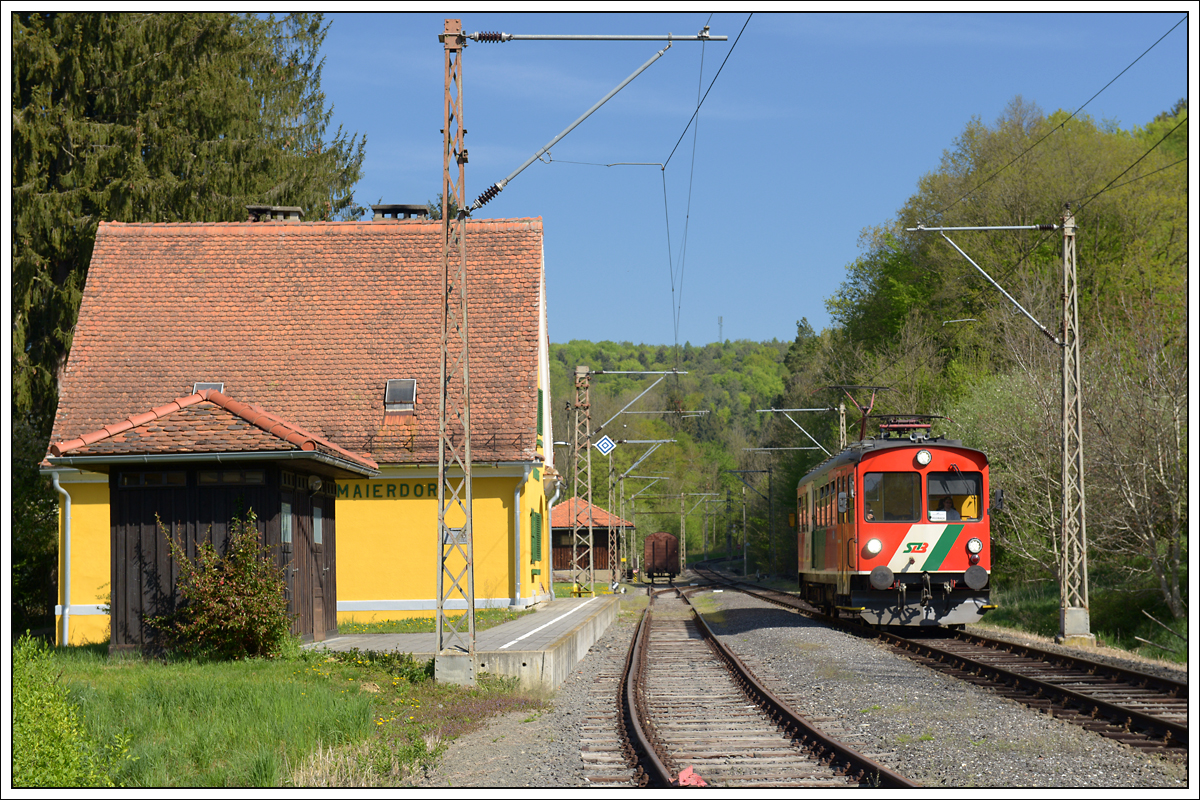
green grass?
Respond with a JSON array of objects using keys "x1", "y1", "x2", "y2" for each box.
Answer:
[
  {"x1": 337, "y1": 607, "x2": 535, "y2": 635},
  {"x1": 984, "y1": 580, "x2": 1188, "y2": 663},
  {"x1": 55, "y1": 643, "x2": 373, "y2": 786},
  {"x1": 48, "y1": 638, "x2": 547, "y2": 787}
]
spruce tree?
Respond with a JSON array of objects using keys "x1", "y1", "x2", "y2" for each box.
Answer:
[
  {"x1": 10, "y1": 11, "x2": 366, "y2": 630},
  {"x1": 12, "y1": 11, "x2": 366, "y2": 436}
]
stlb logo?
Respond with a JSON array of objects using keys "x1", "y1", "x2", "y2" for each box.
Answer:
[{"x1": 903, "y1": 542, "x2": 929, "y2": 554}]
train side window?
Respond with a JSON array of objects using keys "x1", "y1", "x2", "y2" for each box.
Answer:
[
  {"x1": 927, "y1": 471, "x2": 983, "y2": 521},
  {"x1": 862, "y1": 472, "x2": 920, "y2": 522}
]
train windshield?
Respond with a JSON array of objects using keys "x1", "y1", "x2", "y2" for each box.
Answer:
[
  {"x1": 862, "y1": 473, "x2": 920, "y2": 522},
  {"x1": 928, "y1": 472, "x2": 983, "y2": 521}
]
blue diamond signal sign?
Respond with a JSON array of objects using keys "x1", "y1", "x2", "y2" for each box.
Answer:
[{"x1": 594, "y1": 435, "x2": 616, "y2": 456}]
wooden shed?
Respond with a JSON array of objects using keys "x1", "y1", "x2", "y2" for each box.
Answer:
[
  {"x1": 549, "y1": 497, "x2": 634, "y2": 578},
  {"x1": 47, "y1": 389, "x2": 379, "y2": 651}
]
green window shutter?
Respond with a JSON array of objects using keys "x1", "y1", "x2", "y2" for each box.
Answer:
[
  {"x1": 530, "y1": 511, "x2": 542, "y2": 563},
  {"x1": 537, "y1": 389, "x2": 544, "y2": 435}
]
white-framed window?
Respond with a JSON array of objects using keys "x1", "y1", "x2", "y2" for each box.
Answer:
[{"x1": 281, "y1": 500, "x2": 292, "y2": 545}]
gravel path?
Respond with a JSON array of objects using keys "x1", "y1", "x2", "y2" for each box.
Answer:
[
  {"x1": 408, "y1": 591, "x2": 1187, "y2": 789},
  {"x1": 409, "y1": 606, "x2": 640, "y2": 788}
]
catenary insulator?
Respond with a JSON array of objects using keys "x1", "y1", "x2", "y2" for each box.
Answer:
[{"x1": 472, "y1": 182, "x2": 503, "y2": 210}]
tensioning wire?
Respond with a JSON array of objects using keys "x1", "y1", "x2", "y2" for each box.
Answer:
[
  {"x1": 932, "y1": 14, "x2": 1186, "y2": 220},
  {"x1": 1074, "y1": 116, "x2": 1187, "y2": 214},
  {"x1": 670, "y1": 19, "x2": 710, "y2": 362}
]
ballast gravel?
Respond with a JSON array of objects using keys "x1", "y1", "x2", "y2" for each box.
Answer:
[
  {"x1": 696, "y1": 588, "x2": 1186, "y2": 789},
  {"x1": 409, "y1": 591, "x2": 1186, "y2": 789}
]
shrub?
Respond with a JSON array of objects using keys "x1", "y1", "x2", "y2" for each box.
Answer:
[
  {"x1": 12, "y1": 634, "x2": 111, "y2": 786},
  {"x1": 327, "y1": 648, "x2": 434, "y2": 683},
  {"x1": 145, "y1": 509, "x2": 292, "y2": 659}
]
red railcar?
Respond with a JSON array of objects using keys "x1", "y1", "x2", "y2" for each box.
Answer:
[
  {"x1": 797, "y1": 431, "x2": 995, "y2": 626},
  {"x1": 643, "y1": 531, "x2": 680, "y2": 584}
]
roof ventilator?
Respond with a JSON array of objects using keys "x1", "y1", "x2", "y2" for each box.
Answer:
[
  {"x1": 246, "y1": 205, "x2": 304, "y2": 222},
  {"x1": 193, "y1": 382, "x2": 224, "y2": 394},
  {"x1": 372, "y1": 204, "x2": 430, "y2": 220}
]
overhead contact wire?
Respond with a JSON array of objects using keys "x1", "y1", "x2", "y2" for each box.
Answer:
[
  {"x1": 673, "y1": 26, "x2": 709, "y2": 358},
  {"x1": 663, "y1": 13, "x2": 751, "y2": 170},
  {"x1": 1074, "y1": 116, "x2": 1188, "y2": 213},
  {"x1": 933, "y1": 13, "x2": 1186, "y2": 219}
]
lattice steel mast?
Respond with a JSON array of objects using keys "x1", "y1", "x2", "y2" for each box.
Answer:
[
  {"x1": 435, "y1": 19, "x2": 476, "y2": 684},
  {"x1": 908, "y1": 210, "x2": 1093, "y2": 646},
  {"x1": 1058, "y1": 206, "x2": 1092, "y2": 646},
  {"x1": 570, "y1": 366, "x2": 594, "y2": 595}
]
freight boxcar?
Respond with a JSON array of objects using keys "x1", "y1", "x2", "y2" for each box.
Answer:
[{"x1": 643, "y1": 531, "x2": 680, "y2": 584}]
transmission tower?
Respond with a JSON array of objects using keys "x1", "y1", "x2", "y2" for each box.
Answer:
[{"x1": 434, "y1": 18, "x2": 475, "y2": 685}]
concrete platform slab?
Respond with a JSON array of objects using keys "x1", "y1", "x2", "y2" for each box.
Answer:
[{"x1": 307, "y1": 595, "x2": 619, "y2": 690}]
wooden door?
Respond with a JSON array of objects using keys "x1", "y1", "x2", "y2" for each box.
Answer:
[{"x1": 311, "y1": 502, "x2": 325, "y2": 642}]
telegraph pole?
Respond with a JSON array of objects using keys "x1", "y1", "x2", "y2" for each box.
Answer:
[
  {"x1": 742, "y1": 485, "x2": 747, "y2": 576},
  {"x1": 727, "y1": 469, "x2": 770, "y2": 574},
  {"x1": 435, "y1": 18, "x2": 475, "y2": 685},
  {"x1": 725, "y1": 489, "x2": 732, "y2": 559},
  {"x1": 680, "y1": 493, "x2": 687, "y2": 570}
]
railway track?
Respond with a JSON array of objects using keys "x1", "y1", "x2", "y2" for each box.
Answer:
[
  {"x1": 619, "y1": 587, "x2": 917, "y2": 788},
  {"x1": 692, "y1": 564, "x2": 1188, "y2": 760}
]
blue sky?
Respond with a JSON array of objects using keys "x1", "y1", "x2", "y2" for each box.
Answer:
[{"x1": 319, "y1": 10, "x2": 1190, "y2": 347}]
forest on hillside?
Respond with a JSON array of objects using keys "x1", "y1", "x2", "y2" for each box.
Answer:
[{"x1": 550, "y1": 97, "x2": 1188, "y2": 636}]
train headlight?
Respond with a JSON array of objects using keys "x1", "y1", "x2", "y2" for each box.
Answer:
[
  {"x1": 966, "y1": 537, "x2": 983, "y2": 554},
  {"x1": 916, "y1": 449, "x2": 932, "y2": 466},
  {"x1": 865, "y1": 538, "x2": 883, "y2": 556}
]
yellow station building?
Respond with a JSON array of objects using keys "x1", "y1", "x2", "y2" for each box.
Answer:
[{"x1": 44, "y1": 210, "x2": 558, "y2": 645}]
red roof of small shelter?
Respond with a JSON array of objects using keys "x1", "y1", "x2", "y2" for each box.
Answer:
[
  {"x1": 550, "y1": 497, "x2": 634, "y2": 530},
  {"x1": 46, "y1": 389, "x2": 378, "y2": 475},
  {"x1": 48, "y1": 218, "x2": 545, "y2": 466}
]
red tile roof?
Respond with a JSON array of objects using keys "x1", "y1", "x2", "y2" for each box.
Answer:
[
  {"x1": 550, "y1": 497, "x2": 634, "y2": 530},
  {"x1": 47, "y1": 389, "x2": 379, "y2": 473},
  {"x1": 48, "y1": 218, "x2": 545, "y2": 465}
]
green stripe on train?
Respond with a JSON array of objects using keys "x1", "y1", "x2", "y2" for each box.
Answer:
[{"x1": 923, "y1": 524, "x2": 963, "y2": 570}]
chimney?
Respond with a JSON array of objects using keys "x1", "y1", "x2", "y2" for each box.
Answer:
[
  {"x1": 246, "y1": 205, "x2": 304, "y2": 222},
  {"x1": 372, "y1": 204, "x2": 430, "y2": 221}
]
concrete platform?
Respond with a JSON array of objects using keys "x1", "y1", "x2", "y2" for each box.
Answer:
[{"x1": 306, "y1": 595, "x2": 620, "y2": 690}]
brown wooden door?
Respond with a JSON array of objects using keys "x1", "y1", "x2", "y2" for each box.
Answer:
[
  {"x1": 280, "y1": 498, "x2": 298, "y2": 633},
  {"x1": 311, "y1": 502, "x2": 325, "y2": 642}
]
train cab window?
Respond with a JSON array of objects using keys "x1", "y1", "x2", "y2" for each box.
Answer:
[
  {"x1": 862, "y1": 473, "x2": 920, "y2": 522},
  {"x1": 927, "y1": 471, "x2": 983, "y2": 522},
  {"x1": 836, "y1": 476, "x2": 847, "y2": 523}
]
